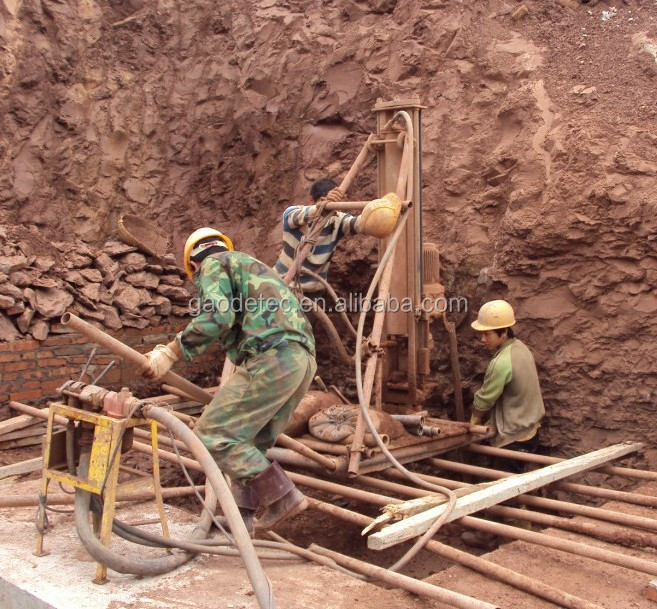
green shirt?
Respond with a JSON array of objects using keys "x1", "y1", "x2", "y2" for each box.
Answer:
[
  {"x1": 474, "y1": 337, "x2": 545, "y2": 447},
  {"x1": 177, "y1": 251, "x2": 315, "y2": 365}
]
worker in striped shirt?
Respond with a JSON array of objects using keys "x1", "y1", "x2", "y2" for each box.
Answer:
[{"x1": 274, "y1": 179, "x2": 363, "y2": 298}]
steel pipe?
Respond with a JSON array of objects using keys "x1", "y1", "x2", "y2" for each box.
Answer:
[
  {"x1": 61, "y1": 313, "x2": 215, "y2": 406},
  {"x1": 0, "y1": 486, "x2": 205, "y2": 509},
  {"x1": 10, "y1": 401, "x2": 68, "y2": 426},
  {"x1": 293, "y1": 436, "x2": 350, "y2": 456},
  {"x1": 460, "y1": 515, "x2": 657, "y2": 576},
  {"x1": 290, "y1": 471, "x2": 657, "y2": 576},
  {"x1": 266, "y1": 532, "x2": 367, "y2": 581},
  {"x1": 129, "y1": 440, "x2": 650, "y2": 606},
  {"x1": 390, "y1": 414, "x2": 425, "y2": 426},
  {"x1": 309, "y1": 543, "x2": 500, "y2": 609},
  {"x1": 358, "y1": 435, "x2": 481, "y2": 474},
  {"x1": 290, "y1": 471, "x2": 391, "y2": 506},
  {"x1": 294, "y1": 436, "x2": 378, "y2": 459},
  {"x1": 132, "y1": 439, "x2": 203, "y2": 471},
  {"x1": 424, "y1": 417, "x2": 491, "y2": 436},
  {"x1": 467, "y1": 443, "x2": 657, "y2": 482},
  {"x1": 266, "y1": 446, "x2": 347, "y2": 472},
  {"x1": 348, "y1": 212, "x2": 405, "y2": 475},
  {"x1": 275, "y1": 434, "x2": 337, "y2": 471},
  {"x1": 134, "y1": 427, "x2": 188, "y2": 452},
  {"x1": 337, "y1": 132, "x2": 377, "y2": 196},
  {"x1": 485, "y1": 503, "x2": 657, "y2": 551},
  {"x1": 308, "y1": 498, "x2": 604, "y2": 609},
  {"x1": 357, "y1": 472, "x2": 657, "y2": 551},
  {"x1": 443, "y1": 314, "x2": 465, "y2": 421},
  {"x1": 267, "y1": 435, "x2": 481, "y2": 477},
  {"x1": 322, "y1": 199, "x2": 411, "y2": 212}
]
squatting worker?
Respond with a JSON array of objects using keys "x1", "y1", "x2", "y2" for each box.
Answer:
[
  {"x1": 274, "y1": 178, "x2": 402, "y2": 298},
  {"x1": 470, "y1": 299, "x2": 545, "y2": 471},
  {"x1": 139, "y1": 227, "x2": 317, "y2": 533}
]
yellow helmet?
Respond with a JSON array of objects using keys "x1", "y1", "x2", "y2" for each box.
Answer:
[
  {"x1": 471, "y1": 299, "x2": 516, "y2": 331},
  {"x1": 183, "y1": 227, "x2": 233, "y2": 281}
]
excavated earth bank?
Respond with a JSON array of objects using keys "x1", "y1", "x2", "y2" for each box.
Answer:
[{"x1": 2, "y1": 0, "x2": 656, "y2": 459}]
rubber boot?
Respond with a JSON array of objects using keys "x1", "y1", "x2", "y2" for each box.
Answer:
[
  {"x1": 215, "y1": 481, "x2": 259, "y2": 538},
  {"x1": 249, "y1": 462, "x2": 308, "y2": 532},
  {"x1": 233, "y1": 481, "x2": 259, "y2": 536}
]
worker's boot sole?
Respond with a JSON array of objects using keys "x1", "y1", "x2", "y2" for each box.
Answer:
[{"x1": 213, "y1": 512, "x2": 256, "y2": 538}]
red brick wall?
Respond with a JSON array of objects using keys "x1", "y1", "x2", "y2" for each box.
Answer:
[{"x1": 0, "y1": 323, "x2": 221, "y2": 405}]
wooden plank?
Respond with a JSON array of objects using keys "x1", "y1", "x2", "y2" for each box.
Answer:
[
  {"x1": 0, "y1": 457, "x2": 43, "y2": 479},
  {"x1": 0, "y1": 436, "x2": 44, "y2": 450},
  {"x1": 0, "y1": 422, "x2": 47, "y2": 442},
  {"x1": 368, "y1": 441, "x2": 643, "y2": 550},
  {"x1": 0, "y1": 414, "x2": 38, "y2": 436}
]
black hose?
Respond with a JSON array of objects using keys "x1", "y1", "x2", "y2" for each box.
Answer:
[
  {"x1": 74, "y1": 453, "x2": 211, "y2": 576},
  {"x1": 87, "y1": 494, "x2": 165, "y2": 549}
]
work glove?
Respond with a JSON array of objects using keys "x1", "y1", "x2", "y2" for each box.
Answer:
[
  {"x1": 325, "y1": 187, "x2": 344, "y2": 203},
  {"x1": 140, "y1": 344, "x2": 179, "y2": 380},
  {"x1": 469, "y1": 411, "x2": 484, "y2": 426}
]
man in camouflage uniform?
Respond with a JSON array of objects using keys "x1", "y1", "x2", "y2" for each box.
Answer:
[{"x1": 140, "y1": 227, "x2": 317, "y2": 532}]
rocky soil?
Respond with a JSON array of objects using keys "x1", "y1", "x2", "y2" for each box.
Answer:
[
  {"x1": 1, "y1": 0, "x2": 657, "y2": 480},
  {"x1": 0, "y1": 227, "x2": 191, "y2": 340}
]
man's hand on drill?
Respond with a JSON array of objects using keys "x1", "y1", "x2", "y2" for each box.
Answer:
[{"x1": 325, "y1": 187, "x2": 344, "y2": 203}]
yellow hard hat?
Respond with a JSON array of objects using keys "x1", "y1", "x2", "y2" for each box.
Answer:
[
  {"x1": 471, "y1": 300, "x2": 516, "y2": 331},
  {"x1": 183, "y1": 227, "x2": 233, "y2": 281}
]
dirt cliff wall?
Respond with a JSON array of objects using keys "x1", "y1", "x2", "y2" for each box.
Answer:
[{"x1": 1, "y1": 0, "x2": 656, "y2": 460}]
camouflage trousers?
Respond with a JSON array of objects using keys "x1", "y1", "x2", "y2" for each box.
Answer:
[{"x1": 195, "y1": 342, "x2": 317, "y2": 480}]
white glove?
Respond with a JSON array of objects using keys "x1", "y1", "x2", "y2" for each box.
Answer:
[{"x1": 140, "y1": 344, "x2": 178, "y2": 380}]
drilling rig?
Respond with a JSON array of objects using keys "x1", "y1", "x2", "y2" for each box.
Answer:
[{"x1": 16, "y1": 97, "x2": 648, "y2": 609}]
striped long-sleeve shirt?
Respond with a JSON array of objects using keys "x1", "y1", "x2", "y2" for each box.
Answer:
[{"x1": 274, "y1": 205, "x2": 361, "y2": 292}]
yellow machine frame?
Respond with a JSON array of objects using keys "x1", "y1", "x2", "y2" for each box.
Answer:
[{"x1": 35, "y1": 402, "x2": 170, "y2": 584}]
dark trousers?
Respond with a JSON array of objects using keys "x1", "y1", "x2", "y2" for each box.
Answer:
[{"x1": 494, "y1": 430, "x2": 541, "y2": 474}]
